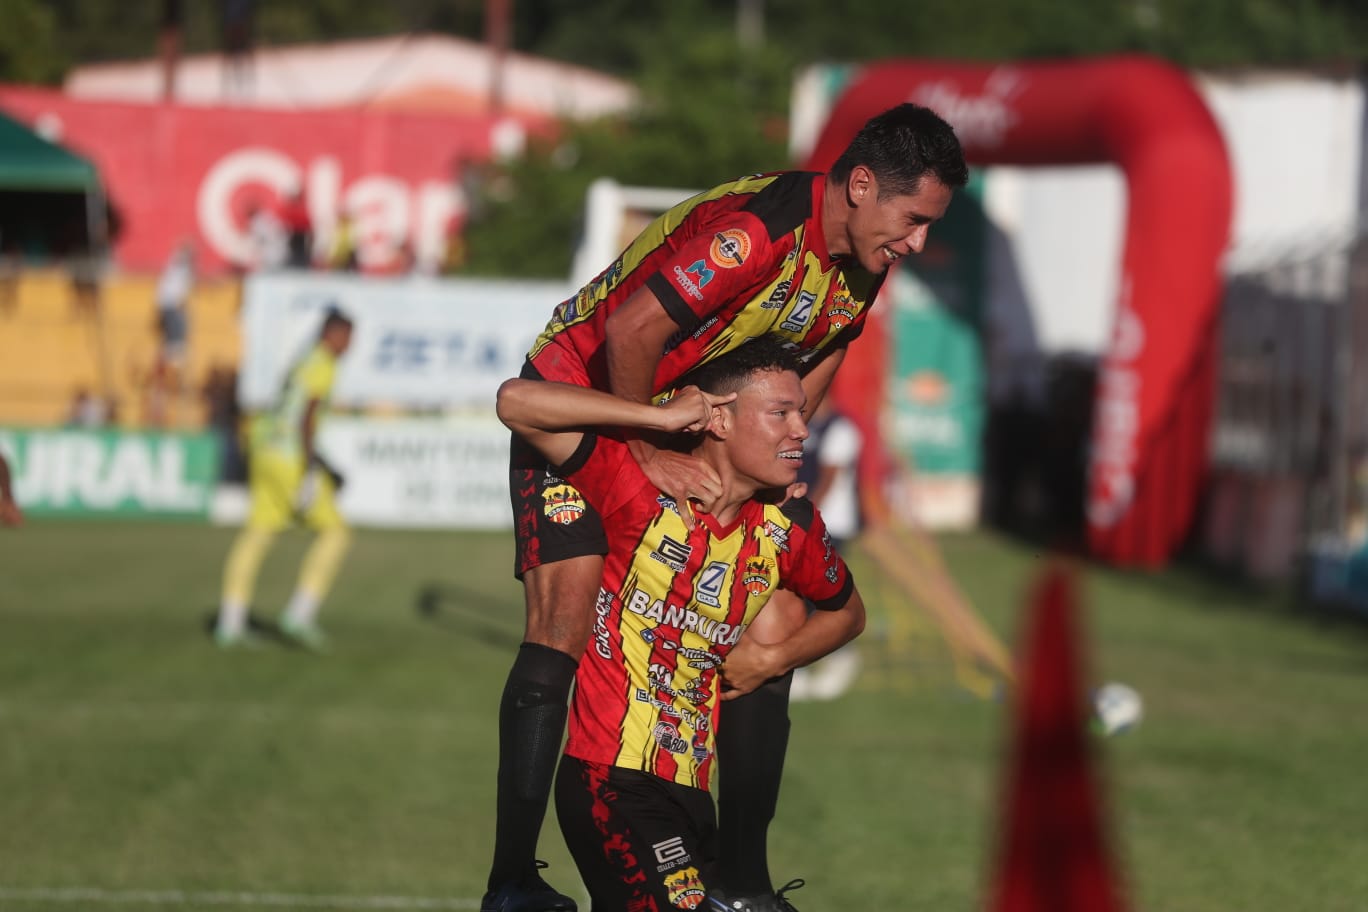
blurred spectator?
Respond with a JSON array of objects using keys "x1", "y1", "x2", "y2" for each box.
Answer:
[
  {"x1": 277, "y1": 187, "x2": 313, "y2": 269},
  {"x1": 0, "y1": 232, "x2": 18, "y2": 316},
  {"x1": 246, "y1": 200, "x2": 288, "y2": 272},
  {"x1": 203, "y1": 365, "x2": 247, "y2": 483},
  {"x1": 0, "y1": 450, "x2": 21, "y2": 528},
  {"x1": 325, "y1": 209, "x2": 359, "y2": 271},
  {"x1": 146, "y1": 239, "x2": 195, "y2": 427},
  {"x1": 66, "y1": 387, "x2": 115, "y2": 428}
]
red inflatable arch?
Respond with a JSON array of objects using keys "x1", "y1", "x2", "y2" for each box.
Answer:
[{"x1": 805, "y1": 55, "x2": 1232, "y2": 567}]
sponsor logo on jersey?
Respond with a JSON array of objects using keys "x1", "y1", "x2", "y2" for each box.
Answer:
[
  {"x1": 761, "y1": 278, "x2": 792, "y2": 310},
  {"x1": 672, "y1": 259, "x2": 713, "y2": 302},
  {"x1": 709, "y1": 228, "x2": 751, "y2": 268},
  {"x1": 741, "y1": 555, "x2": 774, "y2": 595},
  {"x1": 691, "y1": 731, "x2": 710, "y2": 763},
  {"x1": 653, "y1": 835, "x2": 691, "y2": 870},
  {"x1": 542, "y1": 484, "x2": 585, "y2": 525},
  {"x1": 781, "y1": 290, "x2": 818, "y2": 334},
  {"x1": 653, "y1": 719, "x2": 688, "y2": 754},
  {"x1": 694, "y1": 560, "x2": 729, "y2": 608},
  {"x1": 763, "y1": 519, "x2": 791, "y2": 552},
  {"x1": 628, "y1": 590, "x2": 745, "y2": 647},
  {"x1": 650, "y1": 535, "x2": 693, "y2": 572},
  {"x1": 592, "y1": 588, "x2": 616, "y2": 659},
  {"x1": 663, "y1": 866, "x2": 707, "y2": 909}
]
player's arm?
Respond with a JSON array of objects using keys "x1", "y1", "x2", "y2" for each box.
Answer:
[
  {"x1": 300, "y1": 398, "x2": 321, "y2": 468},
  {"x1": 0, "y1": 452, "x2": 22, "y2": 528},
  {"x1": 605, "y1": 286, "x2": 727, "y2": 526},
  {"x1": 720, "y1": 587, "x2": 866, "y2": 699},
  {"x1": 497, "y1": 378, "x2": 732, "y2": 468}
]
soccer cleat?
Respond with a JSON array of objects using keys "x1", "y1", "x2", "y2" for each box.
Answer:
[
  {"x1": 213, "y1": 627, "x2": 262, "y2": 649},
  {"x1": 279, "y1": 617, "x2": 330, "y2": 652},
  {"x1": 480, "y1": 860, "x2": 578, "y2": 912},
  {"x1": 708, "y1": 878, "x2": 806, "y2": 912}
]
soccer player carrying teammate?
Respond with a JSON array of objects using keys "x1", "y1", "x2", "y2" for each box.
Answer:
[
  {"x1": 214, "y1": 308, "x2": 354, "y2": 650},
  {"x1": 497, "y1": 338, "x2": 866, "y2": 911},
  {"x1": 486, "y1": 103, "x2": 967, "y2": 911}
]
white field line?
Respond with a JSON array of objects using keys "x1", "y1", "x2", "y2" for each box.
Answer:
[{"x1": 0, "y1": 885, "x2": 482, "y2": 910}]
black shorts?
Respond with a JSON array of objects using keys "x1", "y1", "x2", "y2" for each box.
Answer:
[
  {"x1": 555, "y1": 755, "x2": 719, "y2": 911},
  {"x1": 509, "y1": 362, "x2": 607, "y2": 579}
]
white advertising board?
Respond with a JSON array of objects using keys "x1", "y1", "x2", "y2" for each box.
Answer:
[
  {"x1": 317, "y1": 416, "x2": 513, "y2": 529},
  {"x1": 239, "y1": 272, "x2": 573, "y2": 412}
]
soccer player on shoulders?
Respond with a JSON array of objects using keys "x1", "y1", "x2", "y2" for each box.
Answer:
[
  {"x1": 214, "y1": 308, "x2": 354, "y2": 651},
  {"x1": 487, "y1": 103, "x2": 967, "y2": 911},
  {"x1": 496, "y1": 338, "x2": 866, "y2": 911}
]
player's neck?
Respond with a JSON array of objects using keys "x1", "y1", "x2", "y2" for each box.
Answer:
[
  {"x1": 821, "y1": 176, "x2": 852, "y2": 260},
  {"x1": 693, "y1": 444, "x2": 758, "y2": 526}
]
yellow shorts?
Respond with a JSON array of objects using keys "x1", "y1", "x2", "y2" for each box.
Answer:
[{"x1": 247, "y1": 451, "x2": 346, "y2": 531}]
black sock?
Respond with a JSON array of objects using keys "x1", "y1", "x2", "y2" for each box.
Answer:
[
  {"x1": 716, "y1": 670, "x2": 794, "y2": 895},
  {"x1": 487, "y1": 642, "x2": 578, "y2": 891}
]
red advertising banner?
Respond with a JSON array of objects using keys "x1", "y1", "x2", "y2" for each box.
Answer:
[
  {"x1": 805, "y1": 56, "x2": 1233, "y2": 567},
  {"x1": 0, "y1": 86, "x2": 546, "y2": 275}
]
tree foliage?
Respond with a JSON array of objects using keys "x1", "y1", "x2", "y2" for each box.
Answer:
[{"x1": 3, "y1": 0, "x2": 1364, "y2": 277}]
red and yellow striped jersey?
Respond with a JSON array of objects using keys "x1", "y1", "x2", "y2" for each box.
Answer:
[
  {"x1": 559, "y1": 433, "x2": 853, "y2": 790},
  {"x1": 526, "y1": 171, "x2": 883, "y2": 396}
]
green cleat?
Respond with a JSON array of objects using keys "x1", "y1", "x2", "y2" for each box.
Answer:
[
  {"x1": 213, "y1": 628, "x2": 263, "y2": 650},
  {"x1": 279, "y1": 617, "x2": 330, "y2": 652}
]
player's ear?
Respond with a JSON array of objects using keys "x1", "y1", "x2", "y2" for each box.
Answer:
[
  {"x1": 849, "y1": 165, "x2": 874, "y2": 205},
  {"x1": 707, "y1": 402, "x2": 731, "y2": 438}
]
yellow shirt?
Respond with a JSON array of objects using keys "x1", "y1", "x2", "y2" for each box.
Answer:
[{"x1": 249, "y1": 345, "x2": 337, "y2": 460}]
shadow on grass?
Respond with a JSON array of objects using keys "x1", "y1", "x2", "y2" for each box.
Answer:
[{"x1": 413, "y1": 581, "x2": 523, "y2": 650}]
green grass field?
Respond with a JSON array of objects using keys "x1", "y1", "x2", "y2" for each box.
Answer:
[{"x1": 1, "y1": 520, "x2": 1366, "y2": 911}]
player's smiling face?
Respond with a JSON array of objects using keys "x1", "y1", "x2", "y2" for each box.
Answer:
[
  {"x1": 846, "y1": 169, "x2": 953, "y2": 274},
  {"x1": 723, "y1": 369, "x2": 809, "y2": 489}
]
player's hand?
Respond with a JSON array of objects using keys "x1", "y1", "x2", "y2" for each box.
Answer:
[
  {"x1": 294, "y1": 468, "x2": 319, "y2": 514},
  {"x1": 0, "y1": 496, "x2": 23, "y2": 528},
  {"x1": 637, "y1": 449, "x2": 722, "y2": 531},
  {"x1": 653, "y1": 385, "x2": 736, "y2": 434},
  {"x1": 719, "y1": 639, "x2": 785, "y2": 700}
]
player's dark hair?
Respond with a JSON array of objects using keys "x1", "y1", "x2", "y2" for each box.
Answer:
[
  {"x1": 829, "y1": 103, "x2": 968, "y2": 198},
  {"x1": 320, "y1": 305, "x2": 354, "y2": 334},
  {"x1": 678, "y1": 335, "x2": 800, "y2": 397}
]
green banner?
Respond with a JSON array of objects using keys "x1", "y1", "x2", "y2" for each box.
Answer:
[
  {"x1": 886, "y1": 174, "x2": 988, "y2": 475},
  {"x1": 0, "y1": 428, "x2": 221, "y2": 518}
]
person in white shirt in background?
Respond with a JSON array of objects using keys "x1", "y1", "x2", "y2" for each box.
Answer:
[{"x1": 791, "y1": 395, "x2": 864, "y2": 702}]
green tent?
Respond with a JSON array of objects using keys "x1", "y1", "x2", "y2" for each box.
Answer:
[
  {"x1": 0, "y1": 110, "x2": 99, "y2": 192},
  {"x1": 0, "y1": 109, "x2": 108, "y2": 260}
]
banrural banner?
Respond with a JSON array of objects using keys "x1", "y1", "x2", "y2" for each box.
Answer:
[{"x1": 0, "y1": 428, "x2": 220, "y2": 518}]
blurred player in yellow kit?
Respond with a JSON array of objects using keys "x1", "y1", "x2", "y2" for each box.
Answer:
[{"x1": 214, "y1": 308, "x2": 355, "y2": 650}]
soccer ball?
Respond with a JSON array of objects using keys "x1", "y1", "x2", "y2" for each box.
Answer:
[{"x1": 1091, "y1": 682, "x2": 1143, "y2": 737}]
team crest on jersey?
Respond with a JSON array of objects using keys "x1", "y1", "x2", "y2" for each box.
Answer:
[
  {"x1": 542, "y1": 485, "x2": 585, "y2": 525},
  {"x1": 663, "y1": 866, "x2": 707, "y2": 909},
  {"x1": 709, "y1": 229, "x2": 751, "y2": 268},
  {"x1": 826, "y1": 292, "x2": 857, "y2": 330},
  {"x1": 742, "y1": 556, "x2": 774, "y2": 595}
]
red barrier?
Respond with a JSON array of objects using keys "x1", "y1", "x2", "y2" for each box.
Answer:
[{"x1": 806, "y1": 56, "x2": 1232, "y2": 567}]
